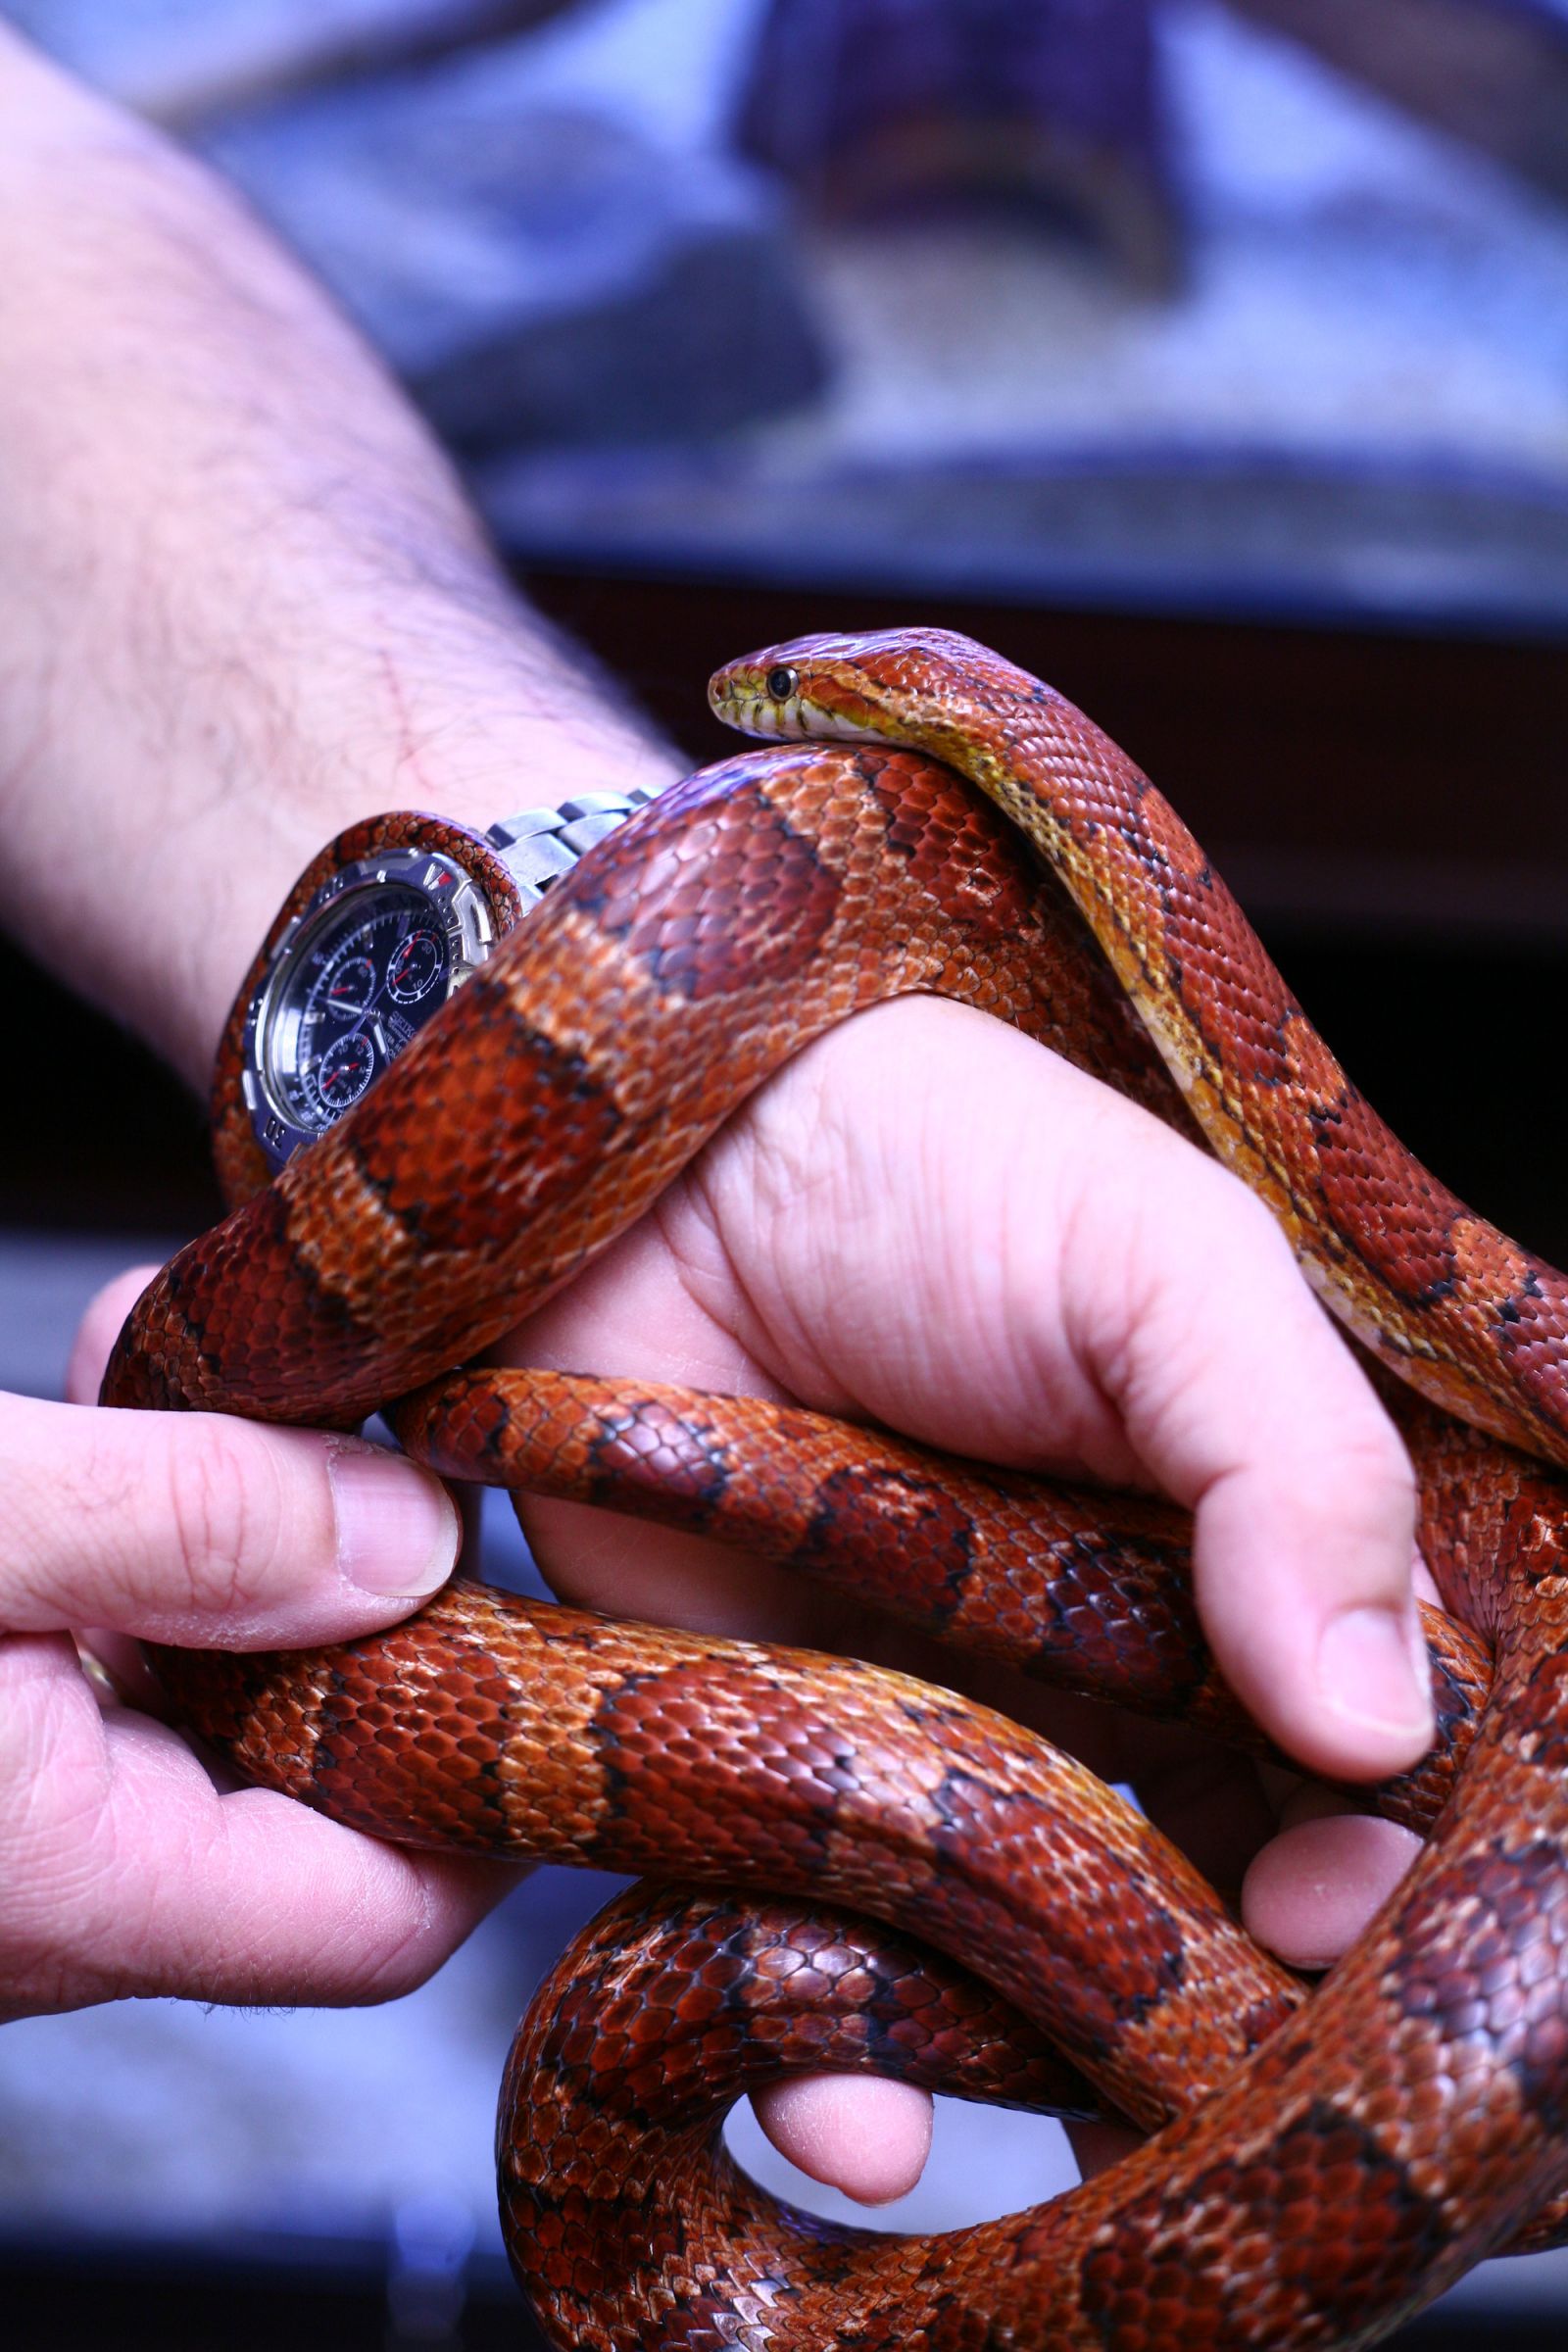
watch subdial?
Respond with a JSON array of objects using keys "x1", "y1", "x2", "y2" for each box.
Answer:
[
  {"x1": 325, "y1": 954, "x2": 376, "y2": 1018},
  {"x1": 315, "y1": 1029, "x2": 377, "y2": 1114},
  {"x1": 388, "y1": 928, "x2": 445, "y2": 1004}
]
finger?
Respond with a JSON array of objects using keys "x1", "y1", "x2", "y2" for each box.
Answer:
[
  {"x1": 66, "y1": 1263, "x2": 158, "y2": 1404},
  {"x1": 1037, "y1": 1052, "x2": 1431, "y2": 1784},
  {"x1": 1069, "y1": 2119, "x2": 1144, "y2": 2182},
  {"x1": 1241, "y1": 1806, "x2": 1422, "y2": 1972},
  {"x1": 1179, "y1": 1394, "x2": 1427, "y2": 1788},
  {"x1": 753, "y1": 2076, "x2": 933, "y2": 2205},
  {"x1": 1066, "y1": 1796, "x2": 1409, "y2": 2182},
  {"x1": 9, "y1": 1277, "x2": 460, "y2": 1646},
  {"x1": 0, "y1": 1631, "x2": 516, "y2": 2019}
]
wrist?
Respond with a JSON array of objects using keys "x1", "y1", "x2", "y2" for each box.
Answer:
[
  {"x1": 172, "y1": 660, "x2": 683, "y2": 1096},
  {"x1": 0, "y1": 29, "x2": 682, "y2": 1095},
  {"x1": 11, "y1": 580, "x2": 682, "y2": 1096}
]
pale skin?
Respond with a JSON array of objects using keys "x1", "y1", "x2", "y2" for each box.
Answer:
[{"x1": 0, "y1": 24, "x2": 1432, "y2": 2203}]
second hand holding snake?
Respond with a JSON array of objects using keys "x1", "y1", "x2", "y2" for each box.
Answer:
[{"x1": 102, "y1": 631, "x2": 1568, "y2": 2349}]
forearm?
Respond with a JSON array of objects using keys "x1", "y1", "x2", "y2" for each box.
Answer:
[{"x1": 0, "y1": 26, "x2": 678, "y2": 1090}]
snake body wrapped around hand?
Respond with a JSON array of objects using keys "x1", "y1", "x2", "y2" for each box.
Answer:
[{"x1": 103, "y1": 630, "x2": 1568, "y2": 2350}]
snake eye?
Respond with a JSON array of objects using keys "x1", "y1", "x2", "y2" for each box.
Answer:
[{"x1": 765, "y1": 664, "x2": 798, "y2": 703}]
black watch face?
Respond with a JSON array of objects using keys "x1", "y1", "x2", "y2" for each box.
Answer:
[{"x1": 261, "y1": 879, "x2": 459, "y2": 1139}]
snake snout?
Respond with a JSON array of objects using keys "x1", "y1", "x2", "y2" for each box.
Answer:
[
  {"x1": 712, "y1": 627, "x2": 995, "y2": 754},
  {"x1": 708, "y1": 659, "x2": 798, "y2": 742}
]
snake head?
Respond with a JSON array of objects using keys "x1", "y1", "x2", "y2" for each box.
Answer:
[{"x1": 709, "y1": 627, "x2": 1017, "y2": 753}]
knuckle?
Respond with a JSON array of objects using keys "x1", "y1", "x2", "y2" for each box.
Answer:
[
  {"x1": 159, "y1": 1422, "x2": 287, "y2": 1615},
  {"x1": 1240, "y1": 1411, "x2": 1417, "y2": 1583},
  {"x1": 1326, "y1": 1420, "x2": 1418, "y2": 1537},
  {"x1": 1187, "y1": 1152, "x2": 1293, "y2": 1263}
]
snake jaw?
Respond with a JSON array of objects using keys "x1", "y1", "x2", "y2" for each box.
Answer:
[
  {"x1": 710, "y1": 654, "x2": 887, "y2": 749},
  {"x1": 711, "y1": 628, "x2": 1001, "y2": 755},
  {"x1": 709, "y1": 680, "x2": 788, "y2": 739}
]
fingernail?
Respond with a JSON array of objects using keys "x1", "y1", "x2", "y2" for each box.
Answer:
[
  {"x1": 1317, "y1": 1605, "x2": 1434, "y2": 1740},
  {"x1": 327, "y1": 1442, "x2": 459, "y2": 1597}
]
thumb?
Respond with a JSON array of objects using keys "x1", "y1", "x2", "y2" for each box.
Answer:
[
  {"x1": 1073, "y1": 1140, "x2": 1431, "y2": 1787},
  {"x1": 5, "y1": 1267, "x2": 461, "y2": 1647}
]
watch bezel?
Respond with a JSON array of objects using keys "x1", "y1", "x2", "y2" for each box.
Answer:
[{"x1": 242, "y1": 845, "x2": 498, "y2": 1174}]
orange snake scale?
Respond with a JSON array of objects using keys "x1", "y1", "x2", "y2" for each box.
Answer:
[{"x1": 103, "y1": 630, "x2": 1568, "y2": 2348}]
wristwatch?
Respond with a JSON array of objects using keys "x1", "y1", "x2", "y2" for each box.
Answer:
[{"x1": 212, "y1": 790, "x2": 661, "y2": 1203}]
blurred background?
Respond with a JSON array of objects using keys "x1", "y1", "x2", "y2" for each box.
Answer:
[{"x1": 4, "y1": 1, "x2": 1568, "y2": 2344}]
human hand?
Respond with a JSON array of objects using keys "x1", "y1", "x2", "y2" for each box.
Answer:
[
  {"x1": 0, "y1": 16, "x2": 1430, "y2": 2196},
  {"x1": 0, "y1": 1310, "x2": 516, "y2": 2022},
  {"x1": 496, "y1": 994, "x2": 1434, "y2": 2202},
  {"x1": 23, "y1": 991, "x2": 1431, "y2": 2185}
]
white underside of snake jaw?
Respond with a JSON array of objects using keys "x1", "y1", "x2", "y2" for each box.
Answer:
[
  {"x1": 735, "y1": 695, "x2": 884, "y2": 744},
  {"x1": 795, "y1": 705, "x2": 884, "y2": 742}
]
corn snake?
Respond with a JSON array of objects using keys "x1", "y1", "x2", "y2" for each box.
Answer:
[{"x1": 103, "y1": 628, "x2": 1568, "y2": 2348}]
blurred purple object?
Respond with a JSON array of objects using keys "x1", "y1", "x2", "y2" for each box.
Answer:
[{"x1": 733, "y1": 0, "x2": 1180, "y2": 285}]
